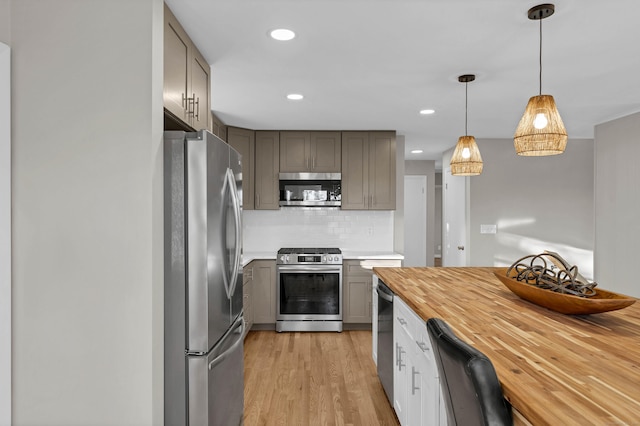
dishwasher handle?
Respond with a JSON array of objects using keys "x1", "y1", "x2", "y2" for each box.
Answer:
[{"x1": 376, "y1": 284, "x2": 394, "y2": 303}]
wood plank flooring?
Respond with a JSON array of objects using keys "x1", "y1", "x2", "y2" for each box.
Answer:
[{"x1": 243, "y1": 330, "x2": 399, "y2": 426}]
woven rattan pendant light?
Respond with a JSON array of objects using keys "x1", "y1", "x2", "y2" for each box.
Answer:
[
  {"x1": 514, "y1": 3, "x2": 567, "y2": 156},
  {"x1": 450, "y1": 74, "x2": 483, "y2": 176}
]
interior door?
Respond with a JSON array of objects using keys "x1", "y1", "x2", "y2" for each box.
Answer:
[
  {"x1": 404, "y1": 175, "x2": 427, "y2": 266},
  {"x1": 443, "y1": 168, "x2": 467, "y2": 266}
]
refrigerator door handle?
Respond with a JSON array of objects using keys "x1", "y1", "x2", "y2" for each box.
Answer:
[
  {"x1": 227, "y1": 167, "x2": 242, "y2": 298},
  {"x1": 208, "y1": 317, "x2": 245, "y2": 371},
  {"x1": 221, "y1": 168, "x2": 241, "y2": 300}
]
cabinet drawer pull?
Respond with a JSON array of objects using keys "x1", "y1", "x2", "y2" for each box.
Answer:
[
  {"x1": 398, "y1": 346, "x2": 405, "y2": 371},
  {"x1": 411, "y1": 366, "x2": 420, "y2": 395},
  {"x1": 417, "y1": 341, "x2": 429, "y2": 352},
  {"x1": 396, "y1": 316, "x2": 407, "y2": 326}
]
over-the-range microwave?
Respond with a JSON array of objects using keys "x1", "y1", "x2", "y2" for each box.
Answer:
[{"x1": 279, "y1": 172, "x2": 341, "y2": 207}]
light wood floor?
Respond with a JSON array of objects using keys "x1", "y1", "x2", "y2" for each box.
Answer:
[{"x1": 243, "y1": 330, "x2": 400, "y2": 426}]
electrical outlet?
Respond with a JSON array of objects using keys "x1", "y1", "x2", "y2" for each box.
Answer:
[{"x1": 480, "y1": 224, "x2": 497, "y2": 234}]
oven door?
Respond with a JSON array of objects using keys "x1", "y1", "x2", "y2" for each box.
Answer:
[{"x1": 276, "y1": 265, "x2": 343, "y2": 321}]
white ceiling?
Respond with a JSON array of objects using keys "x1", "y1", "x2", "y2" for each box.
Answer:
[{"x1": 165, "y1": 0, "x2": 640, "y2": 167}]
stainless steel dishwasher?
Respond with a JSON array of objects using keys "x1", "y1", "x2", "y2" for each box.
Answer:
[{"x1": 376, "y1": 279, "x2": 394, "y2": 403}]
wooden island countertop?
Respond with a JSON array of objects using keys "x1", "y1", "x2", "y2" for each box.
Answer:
[{"x1": 373, "y1": 266, "x2": 640, "y2": 426}]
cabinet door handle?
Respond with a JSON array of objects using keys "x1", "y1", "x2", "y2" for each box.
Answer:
[
  {"x1": 411, "y1": 366, "x2": 420, "y2": 395},
  {"x1": 193, "y1": 94, "x2": 200, "y2": 120},
  {"x1": 396, "y1": 316, "x2": 407, "y2": 326},
  {"x1": 417, "y1": 341, "x2": 429, "y2": 352},
  {"x1": 398, "y1": 346, "x2": 405, "y2": 371}
]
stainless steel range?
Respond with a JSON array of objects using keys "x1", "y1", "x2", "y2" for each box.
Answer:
[{"x1": 276, "y1": 248, "x2": 343, "y2": 332}]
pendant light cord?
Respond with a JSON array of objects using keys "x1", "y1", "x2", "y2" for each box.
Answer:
[
  {"x1": 539, "y1": 18, "x2": 543, "y2": 96},
  {"x1": 465, "y1": 81, "x2": 468, "y2": 135}
]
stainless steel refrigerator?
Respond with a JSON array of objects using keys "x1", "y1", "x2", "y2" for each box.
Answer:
[{"x1": 164, "y1": 130, "x2": 244, "y2": 426}]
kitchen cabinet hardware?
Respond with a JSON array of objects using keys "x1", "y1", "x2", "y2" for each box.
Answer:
[{"x1": 411, "y1": 367, "x2": 420, "y2": 395}]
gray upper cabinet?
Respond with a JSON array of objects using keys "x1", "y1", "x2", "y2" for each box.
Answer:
[
  {"x1": 341, "y1": 131, "x2": 396, "y2": 210},
  {"x1": 254, "y1": 131, "x2": 280, "y2": 210},
  {"x1": 280, "y1": 131, "x2": 341, "y2": 173},
  {"x1": 210, "y1": 112, "x2": 227, "y2": 141},
  {"x1": 227, "y1": 127, "x2": 255, "y2": 210},
  {"x1": 163, "y1": 4, "x2": 210, "y2": 131}
]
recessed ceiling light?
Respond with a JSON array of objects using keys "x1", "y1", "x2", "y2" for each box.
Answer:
[
  {"x1": 270, "y1": 29, "x2": 295, "y2": 41},
  {"x1": 411, "y1": 149, "x2": 424, "y2": 154},
  {"x1": 287, "y1": 93, "x2": 304, "y2": 100},
  {"x1": 419, "y1": 109, "x2": 435, "y2": 115}
]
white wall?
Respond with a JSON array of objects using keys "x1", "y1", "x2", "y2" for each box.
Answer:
[
  {"x1": 10, "y1": 1, "x2": 164, "y2": 425},
  {"x1": 595, "y1": 112, "x2": 640, "y2": 297},
  {"x1": 405, "y1": 160, "x2": 436, "y2": 266},
  {"x1": 243, "y1": 209, "x2": 394, "y2": 253},
  {"x1": 0, "y1": 40, "x2": 11, "y2": 426},
  {"x1": 468, "y1": 138, "x2": 595, "y2": 277}
]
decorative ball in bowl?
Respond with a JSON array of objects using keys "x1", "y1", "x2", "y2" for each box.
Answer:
[{"x1": 494, "y1": 253, "x2": 636, "y2": 315}]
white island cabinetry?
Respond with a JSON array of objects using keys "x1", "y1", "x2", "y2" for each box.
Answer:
[{"x1": 393, "y1": 296, "x2": 446, "y2": 426}]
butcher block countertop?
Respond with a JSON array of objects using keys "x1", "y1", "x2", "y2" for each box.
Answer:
[{"x1": 373, "y1": 266, "x2": 640, "y2": 426}]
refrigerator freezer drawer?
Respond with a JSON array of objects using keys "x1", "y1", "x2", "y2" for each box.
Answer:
[{"x1": 187, "y1": 316, "x2": 245, "y2": 426}]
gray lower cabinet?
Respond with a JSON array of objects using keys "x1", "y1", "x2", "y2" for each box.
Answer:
[
  {"x1": 250, "y1": 260, "x2": 277, "y2": 324},
  {"x1": 343, "y1": 259, "x2": 402, "y2": 324},
  {"x1": 242, "y1": 263, "x2": 253, "y2": 338},
  {"x1": 343, "y1": 261, "x2": 373, "y2": 324}
]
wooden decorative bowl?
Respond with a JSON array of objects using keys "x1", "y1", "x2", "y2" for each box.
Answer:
[{"x1": 493, "y1": 268, "x2": 636, "y2": 315}]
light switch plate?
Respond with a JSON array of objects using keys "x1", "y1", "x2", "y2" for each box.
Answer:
[{"x1": 480, "y1": 224, "x2": 497, "y2": 234}]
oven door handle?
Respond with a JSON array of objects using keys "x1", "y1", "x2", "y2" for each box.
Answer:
[{"x1": 277, "y1": 265, "x2": 343, "y2": 273}]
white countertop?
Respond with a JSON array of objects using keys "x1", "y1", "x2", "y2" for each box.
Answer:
[
  {"x1": 242, "y1": 250, "x2": 403, "y2": 267},
  {"x1": 341, "y1": 251, "x2": 403, "y2": 260},
  {"x1": 242, "y1": 252, "x2": 276, "y2": 267}
]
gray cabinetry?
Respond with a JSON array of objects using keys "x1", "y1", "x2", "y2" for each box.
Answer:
[
  {"x1": 344, "y1": 259, "x2": 402, "y2": 324},
  {"x1": 251, "y1": 260, "x2": 277, "y2": 324},
  {"x1": 341, "y1": 131, "x2": 396, "y2": 210},
  {"x1": 343, "y1": 260, "x2": 373, "y2": 324},
  {"x1": 163, "y1": 4, "x2": 210, "y2": 130},
  {"x1": 227, "y1": 127, "x2": 255, "y2": 210},
  {"x1": 254, "y1": 131, "x2": 280, "y2": 210},
  {"x1": 243, "y1": 264, "x2": 254, "y2": 338},
  {"x1": 280, "y1": 131, "x2": 341, "y2": 173}
]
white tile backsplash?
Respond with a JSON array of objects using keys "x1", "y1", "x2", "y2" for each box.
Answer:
[{"x1": 243, "y1": 209, "x2": 394, "y2": 252}]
